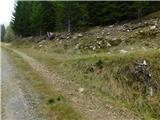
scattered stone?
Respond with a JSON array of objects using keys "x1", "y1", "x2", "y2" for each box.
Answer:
[
  {"x1": 144, "y1": 21, "x2": 148, "y2": 25},
  {"x1": 101, "y1": 31, "x2": 105, "y2": 35},
  {"x1": 97, "y1": 45, "x2": 100, "y2": 49},
  {"x1": 97, "y1": 41, "x2": 102, "y2": 45},
  {"x1": 27, "y1": 36, "x2": 33, "y2": 41},
  {"x1": 106, "y1": 42, "x2": 111, "y2": 47},
  {"x1": 39, "y1": 44, "x2": 43, "y2": 48},
  {"x1": 96, "y1": 36, "x2": 102, "y2": 39},
  {"x1": 77, "y1": 33, "x2": 83, "y2": 37},
  {"x1": 108, "y1": 52, "x2": 111, "y2": 54},
  {"x1": 106, "y1": 32, "x2": 110, "y2": 35},
  {"x1": 73, "y1": 35, "x2": 78, "y2": 39},
  {"x1": 72, "y1": 33, "x2": 83, "y2": 39},
  {"x1": 150, "y1": 25, "x2": 156, "y2": 30},
  {"x1": 120, "y1": 49, "x2": 128, "y2": 53},
  {"x1": 92, "y1": 46, "x2": 96, "y2": 50},
  {"x1": 143, "y1": 60, "x2": 147, "y2": 65},
  {"x1": 66, "y1": 36, "x2": 70, "y2": 39},
  {"x1": 109, "y1": 25, "x2": 114, "y2": 28},
  {"x1": 139, "y1": 30, "x2": 143, "y2": 33},
  {"x1": 78, "y1": 88, "x2": 84, "y2": 93},
  {"x1": 142, "y1": 47, "x2": 147, "y2": 51},
  {"x1": 38, "y1": 40, "x2": 46, "y2": 45},
  {"x1": 75, "y1": 44, "x2": 80, "y2": 49}
]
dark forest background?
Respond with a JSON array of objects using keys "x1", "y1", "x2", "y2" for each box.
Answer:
[{"x1": 11, "y1": 1, "x2": 160, "y2": 37}]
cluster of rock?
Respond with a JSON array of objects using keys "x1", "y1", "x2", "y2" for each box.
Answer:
[
  {"x1": 75, "y1": 18, "x2": 159, "y2": 50},
  {"x1": 74, "y1": 38, "x2": 122, "y2": 51},
  {"x1": 21, "y1": 18, "x2": 160, "y2": 51}
]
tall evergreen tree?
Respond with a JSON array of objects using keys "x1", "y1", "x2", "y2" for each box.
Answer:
[
  {"x1": 12, "y1": 1, "x2": 32, "y2": 36},
  {"x1": 132, "y1": 1, "x2": 149, "y2": 20},
  {"x1": 30, "y1": 2, "x2": 44, "y2": 36},
  {"x1": 54, "y1": 2, "x2": 65, "y2": 31},
  {"x1": 58, "y1": 1, "x2": 89, "y2": 32},
  {"x1": 41, "y1": 1, "x2": 55, "y2": 33},
  {"x1": 4, "y1": 25, "x2": 15, "y2": 42},
  {"x1": 11, "y1": 1, "x2": 160, "y2": 37}
]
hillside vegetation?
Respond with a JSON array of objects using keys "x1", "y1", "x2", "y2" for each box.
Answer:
[
  {"x1": 9, "y1": 11, "x2": 160, "y2": 120},
  {"x1": 2, "y1": 1, "x2": 160, "y2": 119}
]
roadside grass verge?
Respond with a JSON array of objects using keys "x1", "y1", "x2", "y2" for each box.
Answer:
[
  {"x1": 57, "y1": 49, "x2": 160, "y2": 119},
  {"x1": 4, "y1": 48, "x2": 86, "y2": 120},
  {"x1": 12, "y1": 46, "x2": 160, "y2": 120},
  {"x1": 63, "y1": 49, "x2": 160, "y2": 120}
]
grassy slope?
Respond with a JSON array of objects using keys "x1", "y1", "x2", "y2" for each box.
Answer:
[
  {"x1": 9, "y1": 12, "x2": 160, "y2": 119},
  {"x1": 4, "y1": 48, "x2": 86, "y2": 120},
  {"x1": 11, "y1": 45, "x2": 160, "y2": 120}
]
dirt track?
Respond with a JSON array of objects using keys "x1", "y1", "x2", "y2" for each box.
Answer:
[
  {"x1": 1, "y1": 49, "x2": 42, "y2": 120},
  {"x1": 1, "y1": 46, "x2": 141, "y2": 120}
]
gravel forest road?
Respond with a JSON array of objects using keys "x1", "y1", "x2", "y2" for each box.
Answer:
[{"x1": 1, "y1": 49, "x2": 42, "y2": 120}]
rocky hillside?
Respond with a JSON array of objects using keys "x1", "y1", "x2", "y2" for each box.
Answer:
[
  {"x1": 10, "y1": 12, "x2": 160, "y2": 120},
  {"x1": 16, "y1": 15, "x2": 160, "y2": 55}
]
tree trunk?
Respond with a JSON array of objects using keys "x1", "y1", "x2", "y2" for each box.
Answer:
[
  {"x1": 138, "y1": 9, "x2": 142, "y2": 21},
  {"x1": 67, "y1": 2, "x2": 71, "y2": 33},
  {"x1": 39, "y1": 28, "x2": 41, "y2": 37},
  {"x1": 68, "y1": 19, "x2": 71, "y2": 33}
]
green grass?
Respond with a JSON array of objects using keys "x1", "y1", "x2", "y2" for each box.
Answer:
[
  {"x1": 9, "y1": 23, "x2": 160, "y2": 119},
  {"x1": 12, "y1": 46, "x2": 160, "y2": 120},
  {"x1": 4, "y1": 48, "x2": 86, "y2": 120},
  {"x1": 5, "y1": 12, "x2": 160, "y2": 119},
  {"x1": 64, "y1": 49, "x2": 160, "y2": 120}
]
